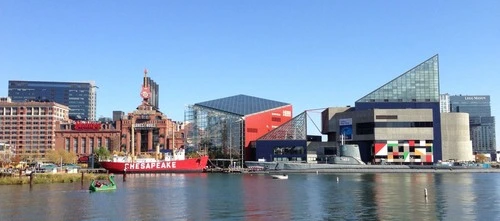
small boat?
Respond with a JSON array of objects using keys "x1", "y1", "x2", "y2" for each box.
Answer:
[
  {"x1": 89, "y1": 174, "x2": 117, "y2": 192},
  {"x1": 271, "y1": 174, "x2": 288, "y2": 180}
]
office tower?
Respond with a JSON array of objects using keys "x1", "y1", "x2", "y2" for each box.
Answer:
[
  {"x1": 450, "y1": 95, "x2": 496, "y2": 154},
  {"x1": 113, "y1": 111, "x2": 125, "y2": 122},
  {"x1": 8, "y1": 80, "x2": 97, "y2": 120},
  {"x1": 143, "y1": 69, "x2": 159, "y2": 110},
  {"x1": 440, "y1": 94, "x2": 450, "y2": 113}
]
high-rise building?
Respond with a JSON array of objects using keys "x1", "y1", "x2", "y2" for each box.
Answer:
[
  {"x1": 440, "y1": 93, "x2": 450, "y2": 113},
  {"x1": 112, "y1": 111, "x2": 125, "y2": 122},
  {"x1": 449, "y1": 95, "x2": 496, "y2": 154},
  {"x1": 143, "y1": 69, "x2": 159, "y2": 110},
  {"x1": 8, "y1": 80, "x2": 97, "y2": 120},
  {"x1": 0, "y1": 99, "x2": 70, "y2": 160}
]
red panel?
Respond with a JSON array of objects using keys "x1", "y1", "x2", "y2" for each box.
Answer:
[
  {"x1": 243, "y1": 105, "x2": 292, "y2": 160},
  {"x1": 374, "y1": 143, "x2": 385, "y2": 155},
  {"x1": 426, "y1": 154, "x2": 433, "y2": 162},
  {"x1": 409, "y1": 140, "x2": 415, "y2": 147}
]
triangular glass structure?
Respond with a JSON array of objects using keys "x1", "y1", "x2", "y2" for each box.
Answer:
[
  {"x1": 356, "y1": 55, "x2": 439, "y2": 103},
  {"x1": 258, "y1": 111, "x2": 307, "y2": 140}
]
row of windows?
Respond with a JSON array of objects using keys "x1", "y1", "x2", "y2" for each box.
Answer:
[
  {"x1": 0, "y1": 126, "x2": 53, "y2": 131},
  {"x1": 387, "y1": 146, "x2": 433, "y2": 152},
  {"x1": 273, "y1": 146, "x2": 305, "y2": 155},
  {"x1": 0, "y1": 117, "x2": 54, "y2": 120},
  {"x1": 65, "y1": 137, "x2": 110, "y2": 154},
  {"x1": 356, "y1": 122, "x2": 434, "y2": 135},
  {"x1": 274, "y1": 157, "x2": 304, "y2": 162},
  {"x1": 1, "y1": 122, "x2": 52, "y2": 126},
  {"x1": 0, "y1": 136, "x2": 52, "y2": 141}
]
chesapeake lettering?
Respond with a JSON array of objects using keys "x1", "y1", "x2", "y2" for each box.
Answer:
[{"x1": 125, "y1": 162, "x2": 177, "y2": 170}]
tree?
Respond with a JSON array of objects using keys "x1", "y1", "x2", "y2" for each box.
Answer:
[
  {"x1": 475, "y1": 154, "x2": 488, "y2": 163},
  {"x1": 95, "y1": 147, "x2": 111, "y2": 161},
  {"x1": 45, "y1": 149, "x2": 77, "y2": 164}
]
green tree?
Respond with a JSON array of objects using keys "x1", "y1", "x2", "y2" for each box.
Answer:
[{"x1": 95, "y1": 147, "x2": 111, "y2": 161}]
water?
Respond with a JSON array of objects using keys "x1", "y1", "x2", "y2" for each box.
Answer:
[{"x1": 1, "y1": 173, "x2": 500, "y2": 221}]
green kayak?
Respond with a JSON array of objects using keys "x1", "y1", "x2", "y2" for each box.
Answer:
[{"x1": 89, "y1": 174, "x2": 117, "y2": 192}]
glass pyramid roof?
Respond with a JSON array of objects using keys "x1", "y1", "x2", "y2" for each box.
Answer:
[
  {"x1": 356, "y1": 54, "x2": 440, "y2": 103},
  {"x1": 195, "y1": 94, "x2": 290, "y2": 116},
  {"x1": 258, "y1": 111, "x2": 307, "y2": 140}
]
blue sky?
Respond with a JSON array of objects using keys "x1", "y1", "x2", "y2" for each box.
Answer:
[{"x1": 1, "y1": 1, "x2": 499, "y2": 146}]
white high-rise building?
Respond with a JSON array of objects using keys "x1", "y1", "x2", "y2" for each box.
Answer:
[{"x1": 440, "y1": 93, "x2": 450, "y2": 113}]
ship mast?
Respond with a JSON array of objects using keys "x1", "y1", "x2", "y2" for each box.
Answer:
[{"x1": 131, "y1": 121, "x2": 135, "y2": 159}]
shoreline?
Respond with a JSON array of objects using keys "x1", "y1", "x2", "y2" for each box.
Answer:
[{"x1": 262, "y1": 168, "x2": 500, "y2": 174}]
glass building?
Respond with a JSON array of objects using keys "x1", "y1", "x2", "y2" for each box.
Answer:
[
  {"x1": 357, "y1": 55, "x2": 439, "y2": 103},
  {"x1": 8, "y1": 80, "x2": 97, "y2": 120},
  {"x1": 449, "y1": 95, "x2": 496, "y2": 154},
  {"x1": 353, "y1": 54, "x2": 443, "y2": 162},
  {"x1": 184, "y1": 94, "x2": 292, "y2": 165}
]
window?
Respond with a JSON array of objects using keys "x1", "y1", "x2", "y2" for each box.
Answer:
[
  {"x1": 356, "y1": 122, "x2": 374, "y2": 135},
  {"x1": 376, "y1": 115, "x2": 398, "y2": 120},
  {"x1": 65, "y1": 138, "x2": 70, "y2": 151},
  {"x1": 247, "y1": 128, "x2": 258, "y2": 133},
  {"x1": 73, "y1": 138, "x2": 78, "y2": 153},
  {"x1": 82, "y1": 138, "x2": 87, "y2": 153},
  {"x1": 273, "y1": 146, "x2": 304, "y2": 155}
]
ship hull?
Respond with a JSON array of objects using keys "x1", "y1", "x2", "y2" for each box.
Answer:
[{"x1": 100, "y1": 156, "x2": 209, "y2": 173}]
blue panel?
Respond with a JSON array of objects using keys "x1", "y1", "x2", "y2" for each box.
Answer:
[{"x1": 195, "y1": 94, "x2": 290, "y2": 116}]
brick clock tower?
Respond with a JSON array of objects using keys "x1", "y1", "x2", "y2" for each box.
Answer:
[{"x1": 116, "y1": 69, "x2": 183, "y2": 155}]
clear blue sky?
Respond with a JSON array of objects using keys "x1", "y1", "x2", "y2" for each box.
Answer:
[{"x1": 1, "y1": 1, "x2": 499, "y2": 146}]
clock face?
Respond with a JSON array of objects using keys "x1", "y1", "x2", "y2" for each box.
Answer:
[{"x1": 140, "y1": 87, "x2": 150, "y2": 99}]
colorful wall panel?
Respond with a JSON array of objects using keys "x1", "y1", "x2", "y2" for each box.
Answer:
[{"x1": 374, "y1": 140, "x2": 433, "y2": 163}]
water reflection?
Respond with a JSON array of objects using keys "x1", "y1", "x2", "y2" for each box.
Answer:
[{"x1": 1, "y1": 173, "x2": 500, "y2": 220}]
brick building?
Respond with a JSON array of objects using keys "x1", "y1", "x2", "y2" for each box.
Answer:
[{"x1": 0, "y1": 99, "x2": 69, "y2": 160}]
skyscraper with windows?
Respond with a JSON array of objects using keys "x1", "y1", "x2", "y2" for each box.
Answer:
[
  {"x1": 449, "y1": 95, "x2": 496, "y2": 154},
  {"x1": 8, "y1": 80, "x2": 97, "y2": 120},
  {"x1": 440, "y1": 93, "x2": 450, "y2": 113},
  {"x1": 143, "y1": 69, "x2": 160, "y2": 110}
]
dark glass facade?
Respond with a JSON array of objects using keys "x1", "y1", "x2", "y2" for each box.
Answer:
[
  {"x1": 145, "y1": 77, "x2": 159, "y2": 110},
  {"x1": 8, "y1": 80, "x2": 96, "y2": 120}
]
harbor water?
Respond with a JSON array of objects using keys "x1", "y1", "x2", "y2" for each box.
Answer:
[{"x1": 1, "y1": 173, "x2": 500, "y2": 220}]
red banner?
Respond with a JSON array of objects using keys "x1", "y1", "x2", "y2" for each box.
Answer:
[{"x1": 74, "y1": 121, "x2": 101, "y2": 131}]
